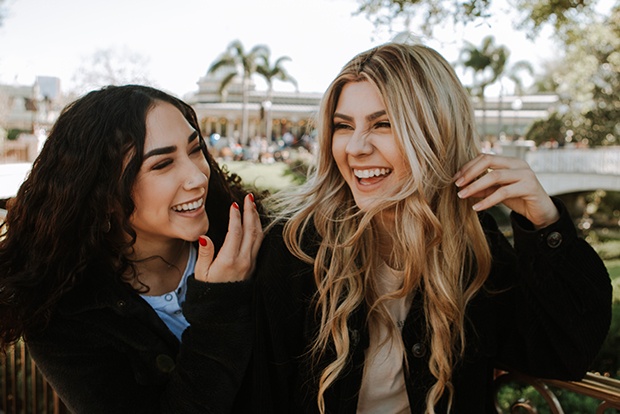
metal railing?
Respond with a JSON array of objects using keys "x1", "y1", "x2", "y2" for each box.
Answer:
[
  {"x1": 495, "y1": 370, "x2": 620, "y2": 413},
  {"x1": 0, "y1": 341, "x2": 67, "y2": 414}
]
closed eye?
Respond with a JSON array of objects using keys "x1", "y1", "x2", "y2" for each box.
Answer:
[
  {"x1": 374, "y1": 120, "x2": 391, "y2": 129},
  {"x1": 333, "y1": 122, "x2": 353, "y2": 131},
  {"x1": 152, "y1": 159, "x2": 172, "y2": 170},
  {"x1": 189, "y1": 144, "x2": 203, "y2": 155}
]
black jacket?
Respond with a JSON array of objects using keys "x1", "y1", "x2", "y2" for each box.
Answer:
[
  {"x1": 27, "y1": 272, "x2": 253, "y2": 414},
  {"x1": 247, "y1": 201, "x2": 612, "y2": 413}
]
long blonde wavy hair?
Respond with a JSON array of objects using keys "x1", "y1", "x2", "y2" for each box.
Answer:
[{"x1": 268, "y1": 42, "x2": 492, "y2": 413}]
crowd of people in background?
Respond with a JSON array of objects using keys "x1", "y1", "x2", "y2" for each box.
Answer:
[{"x1": 207, "y1": 131, "x2": 318, "y2": 164}]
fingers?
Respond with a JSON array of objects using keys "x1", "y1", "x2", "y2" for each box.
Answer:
[
  {"x1": 240, "y1": 193, "x2": 264, "y2": 274},
  {"x1": 456, "y1": 167, "x2": 536, "y2": 210},
  {"x1": 202, "y1": 194, "x2": 263, "y2": 283},
  {"x1": 453, "y1": 153, "x2": 528, "y2": 188},
  {"x1": 453, "y1": 154, "x2": 560, "y2": 227},
  {"x1": 194, "y1": 235, "x2": 215, "y2": 282}
]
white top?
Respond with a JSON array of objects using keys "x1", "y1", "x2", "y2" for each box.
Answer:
[
  {"x1": 357, "y1": 262, "x2": 413, "y2": 414},
  {"x1": 141, "y1": 244, "x2": 196, "y2": 341}
]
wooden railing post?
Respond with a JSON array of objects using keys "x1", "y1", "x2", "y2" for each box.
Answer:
[{"x1": 0, "y1": 341, "x2": 68, "y2": 414}]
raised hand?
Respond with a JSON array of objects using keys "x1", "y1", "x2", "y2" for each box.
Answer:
[
  {"x1": 194, "y1": 193, "x2": 263, "y2": 283},
  {"x1": 453, "y1": 153, "x2": 560, "y2": 229}
]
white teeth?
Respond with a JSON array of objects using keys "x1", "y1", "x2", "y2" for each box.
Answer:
[
  {"x1": 172, "y1": 198, "x2": 203, "y2": 212},
  {"x1": 353, "y1": 168, "x2": 391, "y2": 179}
]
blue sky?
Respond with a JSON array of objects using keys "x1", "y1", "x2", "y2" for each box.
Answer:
[{"x1": 0, "y1": 0, "x2": 557, "y2": 98}]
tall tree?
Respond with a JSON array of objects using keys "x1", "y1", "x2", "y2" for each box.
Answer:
[
  {"x1": 71, "y1": 47, "x2": 153, "y2": 96},
  {"x1": 505, "y1": 60, "x2": 534, "y2": 96},
  {"x1": 458, "y1": 36, "x2": 509, "y2": 137},
  {"x1": 256, "y1": 52, "x2": 298, "y2": 142},
  {"x1": 495, "y1": 59, "x2": 534, "y2": 137},
  {"x1": 355, "y1": 0, "x2": 606, "y2": 38},
  {"x1": 208, "y1": 40, "x2": 269, "y2": 145},
  {"x1": 524, "y1": 4, "x2": 619, "y2": 147}
]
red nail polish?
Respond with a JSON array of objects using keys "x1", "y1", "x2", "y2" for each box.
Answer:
[
  {"x1": 198, "y1": 236, "x2": 207, "y2": 247},
  {"x1": 248, "y1": 193, "x2": 255, "y2": 203},
  {"x1": 232, "y1": 202, "x2": 240, "y2": 210}
]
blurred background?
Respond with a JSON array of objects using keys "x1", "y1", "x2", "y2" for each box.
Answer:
[{"x1": 0, "y1": 0, "x2": 619, "y2": 412}]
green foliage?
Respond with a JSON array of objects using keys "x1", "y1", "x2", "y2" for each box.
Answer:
[
  {"x1": 525, "y1": 112, "x2": 565, "y2": 146},
  {"x1": 511, "y1": 0, "x2": 599, "y2": 38},
  {"x1": 355, "y1": 0, "x2": 603, "y2": 38},
  {"x1": 594, "y1": 241, "x2": 620, "y2": 261},
  {"x1": 207, "y1": 40, "x2": 270, "y2": 97},
  {"x1": 208, "y1": 40, "x2": 272, "y2": 144},
  {"x1": 458, "y1": 36, "x2": 509, "y2": 98},
  {"x1": 256, "y1": 54, "x2": 297, "y2": 92},
  {"x1": 496, "y1": 380, "x2": 616, "y2": 413},
  {"x1": 526, "y1": 5, "x2": 620, "y2": 146},
  {"x1": 7, "y1": 129, "x2": 26, "y2": 141},
  {"x1": 590, "y1": 301, "x2": 620, "y2": 378},
  {"x1": 282, "y1": 158, "x2": 310, "y2": 185}
]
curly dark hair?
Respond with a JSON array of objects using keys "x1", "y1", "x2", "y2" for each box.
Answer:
[{"x1": 0, "y1": 85, "x2": 247, "y2": 349}]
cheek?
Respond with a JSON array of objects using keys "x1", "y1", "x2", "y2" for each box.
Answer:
[
  {"x1": 133, "y1": 175, "x2": 173, "y2": 212},
  {"x1": 197, "y1": 158, "x2": 211, "y2": 180}
]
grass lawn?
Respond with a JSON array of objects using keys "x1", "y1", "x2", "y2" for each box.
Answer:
[
  {"x1": 605, "y1": 259, "x2": 620, "y2": 279},
  {"x1": 219, "y1": 160, "x2": 298, "y2": 193},
  {"x1": 604, "y1": 259, "x2": 620, "y2": 302}
]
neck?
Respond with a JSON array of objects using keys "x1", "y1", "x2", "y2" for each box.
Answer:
[{"x1": 127, "y1": 239, "x2": 189, "y2": 295}]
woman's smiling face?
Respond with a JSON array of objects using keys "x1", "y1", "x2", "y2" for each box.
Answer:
[
  {"x1": 129, "y1": 101, "x2": 211, "y2": 245},
  {"x1": 331, "y1": 81, "x2": 409, "y2": 212}
]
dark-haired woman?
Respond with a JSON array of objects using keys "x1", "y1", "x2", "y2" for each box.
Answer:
[{"x1": 0, "y1": 85, "x2": 262, "y2": 413}]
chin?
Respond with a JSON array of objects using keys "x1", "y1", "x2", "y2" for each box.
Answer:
[{"x1": 353, "y1": 197, "x2": 374, "y2": 212}]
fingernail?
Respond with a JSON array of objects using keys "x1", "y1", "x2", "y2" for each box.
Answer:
[
  {"x1": 199, "y1": 236, "x2": 208, "y2": 247},
  {"x1": 232, "y1": 202, "x2": 240, "y2": 210},
  {"x1": 455, "y1": 177, "x2": 464, "y2": 187},
  {"x1": 248, "y1": 192, "x2": 255, "y2": 203},
  {"x1": 472, "y1": 203, "x2": 480, "y2": 211},
  {"x1": 457, "y1": 189, "x2": 466, "y2": 198}
]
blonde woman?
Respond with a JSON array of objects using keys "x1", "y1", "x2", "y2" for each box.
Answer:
[{"x1": 248, "y1": 43, "x2": 612, "y2": 413}]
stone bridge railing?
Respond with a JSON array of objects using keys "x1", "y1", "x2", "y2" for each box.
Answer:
[
  {"x1": 526, "y1": 147, "x2": 620, "y2": 176},
  {"x1": 523, "y1": 147, "x2": 620, "y2": 195}
]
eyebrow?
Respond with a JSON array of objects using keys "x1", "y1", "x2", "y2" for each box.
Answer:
[
  {"x1": 143, "y1": 130, "x2": 199, "y2": 159},
  {"x1": 333, "y1": 110, "x2": 387, "y2": 123}
]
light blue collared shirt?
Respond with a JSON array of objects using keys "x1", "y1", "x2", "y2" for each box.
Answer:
[{"x1": 141, "y1": 244, "x2": 196, "y2": 341}]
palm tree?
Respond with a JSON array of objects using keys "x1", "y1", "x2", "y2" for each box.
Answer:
[
  {"x1": 256, "y1": 52, "x2": 298, "y2": 142},
  {"x1": 506, "y1": 60, "x2": 534, "y2": 96},
  {"x1": 208, "y1": 40, "x2": 269, "y2": 145},
  {"x1": 496, "y1": 59, "x2": 535, "y2": 137},
  {"x1": 459, "y1": 36, "x2": 509, "y2": 137}
]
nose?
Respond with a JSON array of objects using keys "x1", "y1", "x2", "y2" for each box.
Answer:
[
  {"x1": 183, "y1": 162, "x2": 209, "y2": 191},
  {"x1": 345, "y1": 130, "x2": 373, "y2": 157}
]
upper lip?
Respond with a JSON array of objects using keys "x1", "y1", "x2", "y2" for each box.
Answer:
[{"x1": 171, "y1": 196, "x2": 205, "y2": 211}]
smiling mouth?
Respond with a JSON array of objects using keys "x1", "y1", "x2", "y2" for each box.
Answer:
[
  {"x1": 171, "y1": 198, "x2": 204, "y2": 212},
  {"x1": 353, "y1": 168, "x2": 392, "y2": 179}
]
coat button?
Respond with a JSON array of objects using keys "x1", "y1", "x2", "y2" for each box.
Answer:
[
  {"x1": 546, "y1": 231, "x2": 562, "y2": 248},
  {"x1": 412, "y1": 342, "x2": 426, "y2": 358},
  {"x1": 116, "y1": 300, "x2": 126, "y2": 308},
  {"x1": 156, "y1": 354, "x2": 176, "y2": 373}
]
